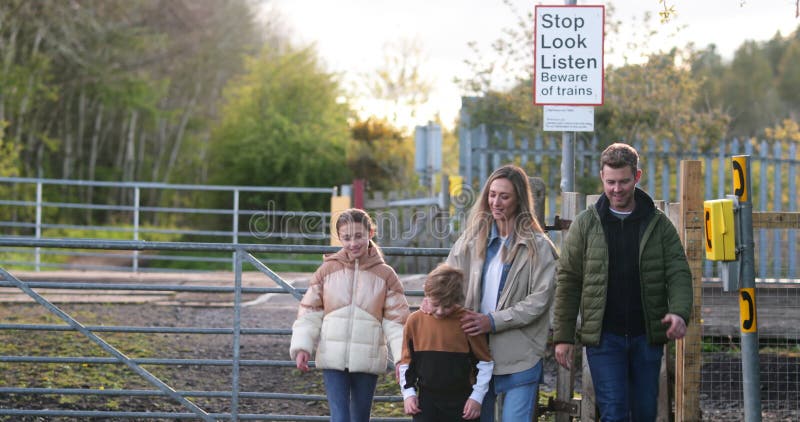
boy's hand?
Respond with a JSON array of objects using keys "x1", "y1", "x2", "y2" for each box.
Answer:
[
  {"x1": 295, "y1": 350, "x2": 310, "y2": 372},
  {"x1": 462, "y1": 398, "x2": 481, "y2": 420},
  {"x1": 403, "y1": 396, "x2": 420, "y2": 415}
]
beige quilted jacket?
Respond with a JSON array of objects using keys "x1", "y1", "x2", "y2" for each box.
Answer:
[{"x1": 290, "y1": 247, "x2": 409, "y2": 374}]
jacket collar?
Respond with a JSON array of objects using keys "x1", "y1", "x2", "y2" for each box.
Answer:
[
  {"x1": 324, "y1": 245, "x2": 384, "y2": 270},
  {"x1": 595, "y1": 187, "x2": 655, "y2": 222}
]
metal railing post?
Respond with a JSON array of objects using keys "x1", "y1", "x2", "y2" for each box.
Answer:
[
  {"x1": 232, "y1": 189, "x2": 240, "y2": 272},
  {"x1": 231, "y1": 248, "x2": 243, "y2": 420},
  {"x1": 733, "y1": 155, "x2": 762, "y2": 422},
  {"x1": 133, "y1": 187, "x2": 140, "y2": 272},
  {"x1": 35, "y1": 181, "x2": 42, "y2": 271}
]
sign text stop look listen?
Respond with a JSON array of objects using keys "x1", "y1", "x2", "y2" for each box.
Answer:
[{"x1": 534, "y1": 5, "x2": 604, "y2": 106}]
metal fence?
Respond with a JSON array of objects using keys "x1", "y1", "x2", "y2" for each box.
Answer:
[
  {"x1": 458, "y1": 127, "x2": 800, "y2": 281},
  {"x1": 0, "y1": 178, "x2": 337, "y2": 272},
  {"x1": 699, "y1": 281, "x2": 800, "y2": 420},
  {"x1": 1, "y1": 234, "x2": 798, "y2": 419},
  {"x1": 0, "y1": 238, "x2": 445, "y2": 421}
]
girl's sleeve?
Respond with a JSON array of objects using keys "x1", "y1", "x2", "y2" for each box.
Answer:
[
  {"x1": 381, "y1": 269, "x2": 410, "y2": 363},
  {"x1": 289, "y1": 270, "x2": 325, "y2": 360}
]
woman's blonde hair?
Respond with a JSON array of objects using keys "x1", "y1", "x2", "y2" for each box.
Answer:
[{"x1": 462, "y1": 164, "x2": 544, "y2": 262}]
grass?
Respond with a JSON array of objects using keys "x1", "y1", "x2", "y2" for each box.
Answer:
[{"x1": 0, "y1": 307, "x2": 159, "y2": 409}]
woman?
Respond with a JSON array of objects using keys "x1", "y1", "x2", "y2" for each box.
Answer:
[{"x1": 446, "y1": 164, "x2": 558, "y2": 422}]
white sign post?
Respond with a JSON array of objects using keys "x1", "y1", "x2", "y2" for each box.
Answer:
[{"x1": 534, "y1": 5, "x2": 604, "y2": 106}]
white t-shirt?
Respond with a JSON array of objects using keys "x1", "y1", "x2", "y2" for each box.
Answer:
[{"x1": 480, "y1": 237, "x2": 506, "y2": 314}]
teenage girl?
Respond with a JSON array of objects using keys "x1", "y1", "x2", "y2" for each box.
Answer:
[{"x1": 290, "y1": 208, "x2": 410, "y2": 422}]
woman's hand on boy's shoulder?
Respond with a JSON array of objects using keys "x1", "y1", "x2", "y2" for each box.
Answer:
[
  {"x1": 419, "y1": 297, "x2": 432, "y2": 314},
  {"x1": 460, "y1": 309, "x2": 491, "y2": 336}
]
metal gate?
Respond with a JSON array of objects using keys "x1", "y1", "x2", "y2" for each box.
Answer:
[{"x1": 0, "y1": 238, "x2": 445, "y2": 420}]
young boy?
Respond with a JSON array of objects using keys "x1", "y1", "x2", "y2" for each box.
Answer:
[{"x1": 398, "y1": 264, "x2": 494, "y2": 421}]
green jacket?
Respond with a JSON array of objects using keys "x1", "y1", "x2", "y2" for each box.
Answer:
[{"x1": 552, "y1": 191, "x2": 693, "y2": 346}]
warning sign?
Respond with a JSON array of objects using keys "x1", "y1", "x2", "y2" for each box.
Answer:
[{"x1": 534, "y1": 5, "x2": 604, "y2": 106}]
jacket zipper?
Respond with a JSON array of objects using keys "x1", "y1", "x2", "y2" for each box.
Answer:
[
  {"x1": 639, "y1": 217, "x2": 656, "y2": 340},
  {"x1": 344, "y1": 258, "x2": 359, "y2": 369},
  {"x1": 620, "y1": 217, "x2": 630, "y2": 336}
]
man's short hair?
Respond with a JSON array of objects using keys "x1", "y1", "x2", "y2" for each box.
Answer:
[
  {"x1": 424, "y1": 264, "x2": 465, "y2": 308},
  {"x1": 601, "y1": 142, "x2": 639, "y2": 174}
]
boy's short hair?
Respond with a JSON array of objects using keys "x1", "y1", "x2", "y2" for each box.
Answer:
[{"x1": 424, "y1": 264, "x2": 465, "y2": 308}]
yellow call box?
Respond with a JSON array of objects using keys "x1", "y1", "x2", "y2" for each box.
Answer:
[{"x1": 703, "y1": 199, "x2": 736, "y2": 261}]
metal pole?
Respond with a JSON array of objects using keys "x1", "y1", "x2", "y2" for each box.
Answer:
[
  {"x1": 231, "y1": 249, "x2": 243, "y2": 420},
  {"x1": 133, "y1": 187, "x2": 140, "y2": 272},
  {"x1": 561, "y1": 132, "x2": 575, "y2": 192},
  {"x1": 732, "y1": 155, "x2": 762, "y2": 421},
  {"x1": 560, "y1": 0, "x2": 577, "y2": 193},
  {"x1": 35, "y1": 181, "x2": 42, "y2": 271},
  {"x1": 232, "y1": 189, "x2": 239, "y2": 272}
]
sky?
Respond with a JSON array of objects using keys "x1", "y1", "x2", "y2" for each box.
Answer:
[{"x1": 265, "y1": 0, "x2": 800, "y2": 130}]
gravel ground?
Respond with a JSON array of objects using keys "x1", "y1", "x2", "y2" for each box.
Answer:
[{"x1": 1, "y1": 300, "x2": 798, "y2": 421}]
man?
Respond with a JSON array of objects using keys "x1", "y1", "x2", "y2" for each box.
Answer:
[{"x1": 553, "y1": 143, "x2": 693, "y2": 422}]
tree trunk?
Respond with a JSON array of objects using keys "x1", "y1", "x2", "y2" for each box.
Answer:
[
  {"x1": 121, "y1": 109, "x2": 138, "y2": 205},
  {"x1": 148, "y1": 117, "x2": 167, "y2": 225},
  {"x1": 136, "y1": 132, "x2": 147, "y2": 182},
  {"x1": 86, "y1": 102, "x2": 104, "y2": 223},
  {"x1": 18, "y1": 26, "x2": 46, "y2": 174},
  {"x1": 161, "y1": 81, "x2": 201, "y2": 184},
  {"x1": 62, "y1": 89, "x2": 76, "y2": 182},
  {"x1": 0, "y1": 13, "x2": 20, "y2": 124},
  {"x1": 123, "y1": 109, "x2": 137, "y2": 181}
]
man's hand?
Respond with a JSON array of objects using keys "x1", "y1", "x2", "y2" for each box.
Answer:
[
  {"x1": 295, "y1": 350, "x2": 311, "y2": 372},
  {"x1": 462, "y1": 398, "x2": 481, "y2": 420},
  {"x1": 460, "y1": 309, "x2": 491, "y2": 336},
  {"x1": 555, "y1": 343, "x2": 573, "y2": 370},
  {"x1": 662, "y1": 313, "x2": 687, "y2": 339},
  {"x1": 403, "y1": 396, "x2": 420, "y2": 415}
]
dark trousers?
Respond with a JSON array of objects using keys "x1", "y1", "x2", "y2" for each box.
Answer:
[{"x1": 414, "y1": 389, "x2": 475, "y2": 422}]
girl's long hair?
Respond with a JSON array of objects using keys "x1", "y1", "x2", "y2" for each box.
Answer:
[
  {"x1": 335, "y1": 208, "x2": 382, "y2": 258},
  {"x1": 462, "y1": 164, "x2": 544, "y2": 262}
]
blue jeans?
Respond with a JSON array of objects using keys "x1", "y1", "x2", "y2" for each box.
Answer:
[
  {"x1": 480, "y1": 361, "x2": 542, "y2": 422},
  {"x1": 322, "y1": 369, "x2": 378, "y2": 422},
  {"x1": 585, "y1": 333, "x2": 663, "y2": 422}
]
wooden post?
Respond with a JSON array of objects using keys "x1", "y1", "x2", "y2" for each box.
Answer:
[
  {"x1": 676, "y1": 161, "x2": 704, "y2": 421},
  {"x1": 654, "y1": 201, "x2": 669, "y2": 422},
  {"x1": 555, "y1": 192, "x2": 585, "y2": 422},
  {"x1": 530, "y1": 177, "x2": 546, "y2": 229}
]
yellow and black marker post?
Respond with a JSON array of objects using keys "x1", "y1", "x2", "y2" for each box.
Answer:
[{"x1": 732, "y1": 155, "x2": 762, "y2": 421}]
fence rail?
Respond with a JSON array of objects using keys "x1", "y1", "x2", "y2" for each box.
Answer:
[{"x1": 0, "y1": 177, "x2": 337, "y2": 272}]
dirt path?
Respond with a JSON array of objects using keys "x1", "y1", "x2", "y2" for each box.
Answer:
[{"x1": 1, "y1": 271, "x2": 798, "y2": 420}]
